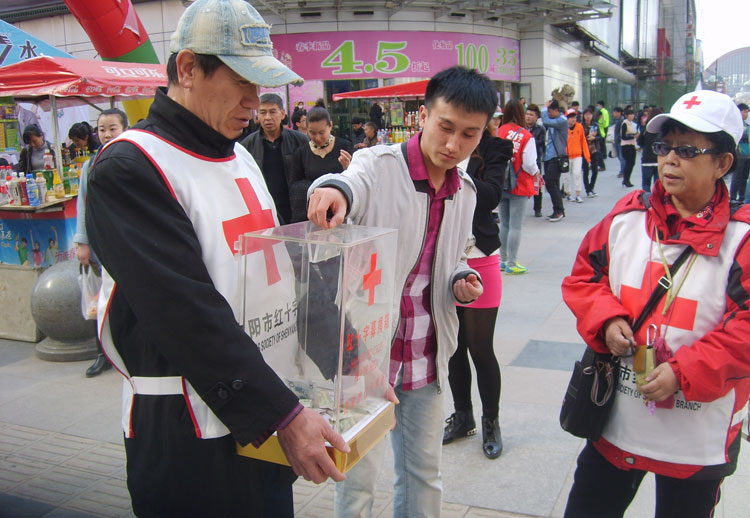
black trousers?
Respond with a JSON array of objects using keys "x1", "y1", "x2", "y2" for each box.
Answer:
[
  {"x1": 730, "y1": 157, "x2": 750, "y2": 201},
  {"x1": 582, "y1": 152, "x2": 599, "y2": 194},
  {"x1": 544, "y1": 158, "x2": 564, "y2": 215},
  {"x1": 126, "y1": 396, "x2": 296, "y2": 518},
  {"x1": 565, "y1": 442, "x2": 723, "y2": 518},
  {"x1": 621, "y1": 145, "x2": 636, "y2": 186}
]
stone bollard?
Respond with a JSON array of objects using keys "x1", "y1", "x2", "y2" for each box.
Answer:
[{"x1": 31, "y1": 260, "x2": 97, "y2": 362}]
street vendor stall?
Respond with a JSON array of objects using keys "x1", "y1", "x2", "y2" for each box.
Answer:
[
  {"x1": 332, "y1": 79, "x2": 428, "y2": 143},
  {"x1": 0, "y1": 56, "x2": 166, "y2": 340}
]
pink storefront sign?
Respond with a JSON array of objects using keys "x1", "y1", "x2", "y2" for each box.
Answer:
[{"x1": 270, "y1": 31, "x2": 520, "y2": 82}]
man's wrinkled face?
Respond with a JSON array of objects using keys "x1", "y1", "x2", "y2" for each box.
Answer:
[{"x1": 186, "y1": 61, "x2": 260, "y2": 140}]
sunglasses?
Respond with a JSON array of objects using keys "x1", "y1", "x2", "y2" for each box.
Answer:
[{"x1": 652, "y1": 142, "x2": 722, "y2": 159}]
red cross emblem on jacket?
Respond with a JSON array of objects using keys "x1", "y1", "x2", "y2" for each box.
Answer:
[{"x1": 620, "y1": 261, "x2": 697, "y2": 343}]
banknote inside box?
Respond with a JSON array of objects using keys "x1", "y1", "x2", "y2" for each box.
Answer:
[{"x1": 235, "y1": 222, "x2": 398, "y2": 472}]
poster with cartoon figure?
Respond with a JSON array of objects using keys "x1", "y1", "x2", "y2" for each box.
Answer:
[{"x1": 0, "y1": 217, "x2": 75, "y2": 266}]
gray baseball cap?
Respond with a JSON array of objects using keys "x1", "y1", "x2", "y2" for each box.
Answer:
[{"x1": 170, "y1": 0, "x2": 303, "y2": 88}]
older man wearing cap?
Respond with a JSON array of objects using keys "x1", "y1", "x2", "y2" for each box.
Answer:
[
  {"x1": 562, "y1": 90, "x2": 750, "y2": 517},
  {"x1": 86, "y1": 1, "x2": 348, "y2": 516}
]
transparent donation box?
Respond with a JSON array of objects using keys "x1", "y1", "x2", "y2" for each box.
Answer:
[{"x1": 235, "y1": 222, "x2": 398, "y2": 472}]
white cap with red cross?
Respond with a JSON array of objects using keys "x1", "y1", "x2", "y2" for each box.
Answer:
[{"x1": 646, "y1": 90, "x2": 744, "y2": 146}]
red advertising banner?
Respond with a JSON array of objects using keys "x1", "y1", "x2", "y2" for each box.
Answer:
[{"x1": 270, "y1": 31, "x2": 519, "y2": 82}]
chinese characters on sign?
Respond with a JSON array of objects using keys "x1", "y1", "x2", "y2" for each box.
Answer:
[{"x1": 271, "y1": 31, "x2": 520, "y2": 82}]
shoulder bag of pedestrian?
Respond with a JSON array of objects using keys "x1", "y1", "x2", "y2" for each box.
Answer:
[
  {"x1": 559, "y1": 235, "x2": 693, "y2": 441},
  {"x1": 502, "y1": 130, "x2": 518, "y2": 192}
]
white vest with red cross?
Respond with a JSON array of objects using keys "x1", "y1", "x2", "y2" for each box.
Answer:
[
  {"x1": 97, "y1": 129, "x2": 300, "y2": 439},
  {"x1": 605, "y1": 209, "x2": 749, "y2": 466}
]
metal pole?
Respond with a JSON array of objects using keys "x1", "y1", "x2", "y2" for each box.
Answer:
[{"x1": 49, "y1": 95, "x2": 64, "y2": 176}]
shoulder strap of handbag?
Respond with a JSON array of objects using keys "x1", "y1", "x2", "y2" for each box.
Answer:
[{"x1": 631, "y1": 244, "x2": 692, "y2": 335}]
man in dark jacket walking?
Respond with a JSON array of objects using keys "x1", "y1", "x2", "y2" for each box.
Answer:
[{"x1": 241, "y1": 93, "x2": 308, "y2": 223}]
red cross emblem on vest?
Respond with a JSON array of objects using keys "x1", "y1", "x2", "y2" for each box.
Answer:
[
  {"x1": 222, "y1": 178, "x2": 280, "y2": 285},
  {"x1": 362, "y1": 253, "x2": 382, "y2": 306},
  {"x1": 682, "y1": 95, "x2": 701, "y2": 110},
  {"x1": 620, "y1": 261, "x2": 697, "y2": 343}
]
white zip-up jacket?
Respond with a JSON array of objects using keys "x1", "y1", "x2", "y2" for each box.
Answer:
[{"x1": 309, "y1": 141, "x2": 479, "y2": 391}]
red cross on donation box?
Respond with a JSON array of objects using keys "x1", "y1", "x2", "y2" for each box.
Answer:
[
  {"x1": 682, "y1": 95, "x2": 701, "y2": 109},
  {"x1": 362, "y1": 253, "x2": 382, "y2": 306},
  {"x1": 620, "y1": 261, "x2": 698, "y2": 343},
  {"x1": 222, "y1": 178, "x2": 280, "y2": 285}
]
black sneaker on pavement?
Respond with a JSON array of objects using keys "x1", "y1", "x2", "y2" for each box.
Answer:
[
  {"x1": 443, "y1": 411, "x2": 477, "y2": 444},
  {"x1": 548, "y1": 213, "x2": 565, "y2": 222}
]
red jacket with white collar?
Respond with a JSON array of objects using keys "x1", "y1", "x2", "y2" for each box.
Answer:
[{"x1": 562, "y1": 180, "x2": 750, "y2": 479}]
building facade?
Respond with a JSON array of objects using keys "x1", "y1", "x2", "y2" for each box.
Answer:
[{"x1": 1, "y1": 0, "x2": 702, "y2": 129}]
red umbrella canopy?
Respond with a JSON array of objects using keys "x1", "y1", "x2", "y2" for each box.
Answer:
[
  {"x1": 0, "y1": 56, "x2": 166, "y2": 104},
  {"x1": 332, "y1": 80, "x2": 429, "y2": 101}
]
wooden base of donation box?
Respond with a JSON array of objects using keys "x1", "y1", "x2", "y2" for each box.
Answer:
[{"x1": 237, "y1": 402, "x2": 394, "y2": 472}]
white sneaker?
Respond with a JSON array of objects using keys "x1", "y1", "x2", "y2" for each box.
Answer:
[{"x1": 575, "y1": 196, "x2": 583, "y2": 203}]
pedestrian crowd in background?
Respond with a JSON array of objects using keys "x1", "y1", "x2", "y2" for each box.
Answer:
[{"x1": 5, "y1": 1, "x2": 750, "y2": 516}]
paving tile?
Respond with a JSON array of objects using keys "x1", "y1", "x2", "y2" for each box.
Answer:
[
  {"x1": 0, "y1": 465, "x2": 34, "y2": 491},
  {"x1": 12, "y1": 467, "x2": 100, "y2": 505},
  {"x1": 2, "y1": 454, "x2": 58, "y2": 480},
  {"x1": 292, "y1": 478, "x2": 325, "y2": 509},
  {"x1": 65, "y1": 449, "x2": 126, "y2": 476},
  {"x1": 441, "y1": 500, "x2": 470, "y2": 517},
  {"x1": 510, "y1": 340, "x2": 585, "y2": 371},
  {"x1": 0, "y1": 374, "x2": 46, "y2": 407},
  {"x1": 0, "y1": 491, "x2": 55, "y2": 518},
  {"x1": 64, "y1": 478, "x2": 133, "y2": 518},
  {"x1": 13, "y1": 441, "x2": 84, "y2": 466},
  {"x1": 44, "y1": 509, "x2": 100, "y2": 518},
  {"x1": 468, "y1": 510, "x2": 539, "y2": 518}
]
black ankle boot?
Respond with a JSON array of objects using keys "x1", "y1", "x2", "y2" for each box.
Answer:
[
  {"x1": 86, "y1": 354, "x2": 112, "y2": 378},
  {"x1": 481, "y1": 416, "x2": 502, "y2": 459},
  {"x1": 442, "y1": 410, "x2": 476, "y2": 445}
]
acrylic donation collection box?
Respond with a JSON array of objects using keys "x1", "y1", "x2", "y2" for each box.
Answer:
[{"x1": 235, "y1": 221, "x2": 398, "y2": 472}]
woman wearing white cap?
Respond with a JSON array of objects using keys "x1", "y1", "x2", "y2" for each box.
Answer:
[{"x1": 561, "y1": 90, "x2": 750, "y2": 517}]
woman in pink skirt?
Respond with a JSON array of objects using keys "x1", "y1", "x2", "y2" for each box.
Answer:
[{"x1": 443, "y1": 121, "x2": 513, "y2": 458}]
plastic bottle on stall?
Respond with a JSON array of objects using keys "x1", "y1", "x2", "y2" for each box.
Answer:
[
  {"x1": 6, "y1": 175, "x2": 17, "y2": 205},
  {"x1": 69, "y1": 165, "x2": 79, "y2": 195},
  {"x1": 16, "y1": 172, "x2": 29, "y2": 205},
  {"x1": 35, "y1": 172, "x2": 47, "y2": 203},
  {"x1": 26, "y1": 174, "x2": 41, "y2": 207},
  {"x1": 52, "y1": 168, "x2": 65, "y2": 199},
  {"x1": 62, "y1": 168, "x2": 71, "y2": 195},
  {"x1": 0, "y1": 175, "x2": 8, "y2": 206},
  {"x1": 5, "y1": 174, "x2": 21, "y2": 205},
  {"x1": 43, "y1": 150, "x2": 54, "y2": 170}
]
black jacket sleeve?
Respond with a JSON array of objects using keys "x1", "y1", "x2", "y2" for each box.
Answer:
[
  {"x1": 469, "y1": 134, "x2": 513, "y2": 214},
  {"x1": 86, "y1": 142, "x2": 299, "y2": 446}
]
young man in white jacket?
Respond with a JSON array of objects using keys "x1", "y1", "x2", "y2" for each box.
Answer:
[{"x1": 307, "y1": 66, "x2": 495, "y2": 518}]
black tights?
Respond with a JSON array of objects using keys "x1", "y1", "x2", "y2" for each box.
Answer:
[{"x1": 448, "y1": 306, "x2": 501, "y2": 419}]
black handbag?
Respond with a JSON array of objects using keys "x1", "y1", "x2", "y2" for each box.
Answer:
[{"x1": 559, "y1": 245, "x2": 693, "y2": 441}]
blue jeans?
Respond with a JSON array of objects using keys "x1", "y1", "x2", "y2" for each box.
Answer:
[
  {"x1": 334, "y1": 380, "x2": 444, "y2": 518},
  {"x1": 615, "y1": 142, "x2": 625, "y2": 175},
  {"x1": 641, "y1": 165, "x2": 658, "y2": 192},
  {"x1": 499, "y1": 191, "x2": 528, "y2": 266}
]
